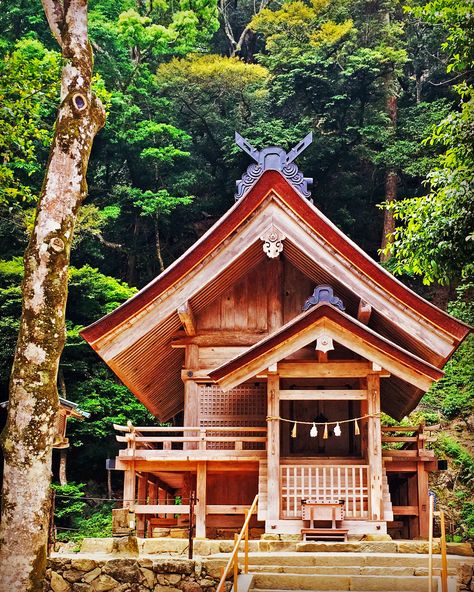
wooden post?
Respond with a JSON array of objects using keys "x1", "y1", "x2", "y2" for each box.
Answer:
[
  {"x1": 366, "y1": 374, "x2": 383, "y2": 521},
  {"x1": 184, "y1": 344, "x2": 199, "y2": 450},
  {"x1": 137, "y1": 473, "x2": 147, "y2": 537},
  {"x1": 196, "y1": 461, "x2": 207, "y2": 539},
  {"x1": 123, "y1": 464, "x2": 136, "y2": 510},
  {"x1": 266, "y1": 373, "x2": 280, "y2": 529},
  {"x1": 418, "y1": 461, "x2": 429, "y2": 538}
]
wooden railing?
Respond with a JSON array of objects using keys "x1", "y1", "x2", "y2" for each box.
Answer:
[
  {"x1": 381, "y1": 425, "x2": 436, "y2": 451},
  {"x1": 281, "y1": 464, "x2": 370, "y2": 519},
  {"x1": 114, "y1": 423, "x2": 267, "y2": 452},
  {"x1": 216, "y1": 494, "x2": 258, "y2": 592}
]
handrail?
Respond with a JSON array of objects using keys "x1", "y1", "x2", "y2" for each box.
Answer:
[
  {"x1": 216, "y1": 494, "x2": 259, "y2": 592},
  {"x1": 114, "y1": 423, "x2": 267, "y2": 432}
]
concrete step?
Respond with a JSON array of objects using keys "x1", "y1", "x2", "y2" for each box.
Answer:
[{"x1": 250, "y1": 573, "x2": 437, "y2": 591}]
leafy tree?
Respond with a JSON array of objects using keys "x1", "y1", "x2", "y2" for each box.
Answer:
[
  {"x1": 383, "y1": 0, "x2": 474, "y2": 284},
  {"x1": 0, "y1": 38, "x2": 60, "y2": 203}
]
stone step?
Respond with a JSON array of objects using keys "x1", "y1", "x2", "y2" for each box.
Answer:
[
  {"x1": 250, "y1": 573, "x2": 438, "y2": 591},
  {"x1": 246, "y1": 564, "x2": 456, "y2": 576}
]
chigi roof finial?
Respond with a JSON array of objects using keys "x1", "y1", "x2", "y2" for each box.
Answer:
[{"x1": 234, "y1": 132, "x2": 313, "y2": 200}]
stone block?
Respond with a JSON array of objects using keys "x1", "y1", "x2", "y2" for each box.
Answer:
[
  {"x1": 202, "y1": 559, "x2": 227, "y2": 579},
  {"x1": 459, "y1": 564, "x2": 474, "y2": 585},
  {"x1": 193, "y1": 540, "x2": 211, "y2": 556},
  {"x1": 169, "y1": 529, "x2": 188, "y2": 539},
  {"x1": 71, "y1": 560, "x2": 98, "y2": 573},
  {"x1": 153, "y1": 559, "x2": 195, "y2": 575},
  {"x1": 363, "y1": 534, "x2": 392, "y2": 541},
  {"x1": 359, "y1": 541, "x2": 398, "y2": 553},
  {"x1": 142, "y1": 538, "x2": 188, "y2": 555},
  {"x1": 154, "y1": 586, "x2": 180, "y2": 592},
  {"x1": 82, "y1": 568, "x2": 102, "y2": 583},
  {"x1": 113, "y1": 536, "x2": 139, "y2": 556},
  {"x1": 80, "y1": 539, "x2": 114, "y2": 554},
  {"x1": 51, "y1": 572, "x2": 71, "y2": 592},
  {"x1": 102, "y1": 559, "x2": 141, "y2": 582},
  {"x1": 91, "y1": 575, "x2": 119, "y2": 591},
  {"x1": 198, "y1": 578, "x2": 215, "y2": 587},
  {"x1": 141, "y1": 568, "x2": 155, "y2": 588},
  {"x1": 63, "y1": 570, "x2": 86, "y2": 584},
  {"x1": 72, "y1": 585, "x2": 92, "y2": 592},
  {"x1": 139, "y1": 559, "x2": 154, "y2": 569},
  {"x1": 448, "y1": 543, "x2": 474, "y2": 557},
  {"x1": 177, "y1": 582, "x2": 202, "y2": 592},
  {"x1": 167, "y1": 575, "x2": 182, "y2": 585},
  {"x1": 152, "y1": 529, "x2": 170, "y2": 538}
]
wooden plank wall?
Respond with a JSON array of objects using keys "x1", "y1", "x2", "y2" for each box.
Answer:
[{"x1": 197, "y1": 258, "x2": 313, "y2": 333}]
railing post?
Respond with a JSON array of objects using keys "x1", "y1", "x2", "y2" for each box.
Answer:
[
  {"x1": 244, "y1": 510, "x2": 249, "y2": 574},
  {"x1": 440, "y1": 509, "x2": 448, "y2": 592},
  {"x1": 233, "y1": 533, "x2": 239, "y2": 592},
  {"x1": 428, "y1": 494, "x2": 434, "y2": 592}
]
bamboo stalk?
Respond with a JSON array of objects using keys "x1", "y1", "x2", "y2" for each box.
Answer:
[
  {"x1": 440, "y1": 510, "x2": 448, "y2": 592},
  {"x1": 233, "y1": 533, "x2": 239, "y2": 592},
  {"x1": 428, "y1": 494, "x2": 434, "y2": 592}
]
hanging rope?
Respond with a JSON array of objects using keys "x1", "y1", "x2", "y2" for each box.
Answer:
[{"x1": 265, "y1": 413, "x2": 380, "y2": 426}]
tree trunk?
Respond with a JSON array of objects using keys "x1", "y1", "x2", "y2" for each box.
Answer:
[
  {"x1": 59, "y1": 449, "x2": 68, "y2": 486},
  {"x1": 154, "y1": 215, "x2": 165, "y2": 273},
  {"x1": 380, "y1": 86, "x2": 399, "y2": 262},
  {"x1": 0, "y1": 2, "x2": 105, "y2": 590}
]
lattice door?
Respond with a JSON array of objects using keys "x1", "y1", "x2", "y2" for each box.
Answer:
[{"x1": 199, "y1": 384, "x2": 266, "y2": 449}]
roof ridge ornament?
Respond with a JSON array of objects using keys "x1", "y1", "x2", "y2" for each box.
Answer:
[
  {"x1": 234, "y1": 132, "x2": 313, "y2": 200},
  {"x1": 303, "y1": 285, "x2": 345, "y2": 312}
]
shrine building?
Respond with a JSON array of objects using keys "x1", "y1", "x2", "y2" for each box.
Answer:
[{"x1": 81, "y1": 134, "x2": 470, "y2": 541}]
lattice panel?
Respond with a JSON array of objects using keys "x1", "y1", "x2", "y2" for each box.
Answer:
[{"x1": 199, "y1": 384, "x2": 266, "y2": 449}]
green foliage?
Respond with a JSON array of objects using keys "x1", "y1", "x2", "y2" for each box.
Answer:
[
  {"x1": 383, "y1": 0, "x2": 474, "y2": 284},
  {"x1": 52, "y1": 483, "x2": 113, "y2": 542},
  {"x1": 51, "y1": 483, "x2": 86, "y2": 521},
  {"x1": 435, "y1": 435, "x2": 474, "y2": 485},
  {"x1": 0, "y1": 37, "x2": 60, "y2": 203}
]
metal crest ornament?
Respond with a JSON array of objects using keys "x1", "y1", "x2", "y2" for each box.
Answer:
[
  {"x1": 303, "y1": 285, "x2": 345, "y2": 312},
  {"x1": 315, "y1": 333, "x2": 334, "y2": 353},
  {"x1": 235, "y1": 132, "x2": 313, "y2": 200},
  {"x1": 260, "y1": 223, "x2": 286, "y2": 258}
]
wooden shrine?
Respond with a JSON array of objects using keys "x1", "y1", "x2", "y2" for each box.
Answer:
[{"x1": 81, "y1": 134, "x2": 470, "y2": 540}]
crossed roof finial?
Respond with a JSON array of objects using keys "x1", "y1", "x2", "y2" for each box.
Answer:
[{"x1": 234, "y1": 132, "x2": 313, "y2": 200}]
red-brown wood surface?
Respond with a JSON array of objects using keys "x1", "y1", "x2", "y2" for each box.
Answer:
[
  {"x1": 209, "y1": 303, "x2": 444, "y2": 383},
  {"x1": 81, "y1": 171, "x2": 470, "y2": 347}
]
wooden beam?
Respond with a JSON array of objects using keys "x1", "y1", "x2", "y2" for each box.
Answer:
[
  {"x1": 260, "y1": 361, "x2": 390, "y2": 379},
  {"x1": 134, "y1": 504, "x2": 190, "y2": 514},
  {"x1": 358, "y1": 299, "x2": 372, "y2": 325},
  {"x1": 196, "y1": 461, "x2": 207, "y2": 539},
  {"x1": 177, "y1": 301, "x2": 196, "y2": 336},
  {"x1": 279, "y1": 389, "x2": 367, "y2": 400},
  {"x1": 171, "y1": 331, "x2": 267, "y2": 348}
]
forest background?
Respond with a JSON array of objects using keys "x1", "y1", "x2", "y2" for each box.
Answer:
[{"x1": 0, "y1": 0, "x2": 472, "y2": 542}]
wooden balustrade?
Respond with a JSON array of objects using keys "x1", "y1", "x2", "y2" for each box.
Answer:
[
  {"x1": 114, "y1": 423, "x2": 267, "y2": 453},
  {"x1": 281, "y1": 464, "x2": 370, "y2": 519},
  {"x1": 381, "y1": 425, "x2": 436, "y2": 451}
]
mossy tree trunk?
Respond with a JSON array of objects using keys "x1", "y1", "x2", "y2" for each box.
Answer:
[{"x1": 0, "y1": 1, "x2": 105, "y2": 590}]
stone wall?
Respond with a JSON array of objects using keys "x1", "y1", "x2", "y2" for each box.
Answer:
[
  {"x1": 458, "y1": 563, "x2": 474, "y2": 592},
  {"x1": 45, "y1": 557, "x2": 226, "y2": 592}
]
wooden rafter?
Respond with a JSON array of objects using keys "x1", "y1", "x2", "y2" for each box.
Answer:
[{"x1": 177, "y1": 301, "x2": 196, "y2": 336}]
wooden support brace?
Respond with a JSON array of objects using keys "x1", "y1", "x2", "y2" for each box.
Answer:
[
  {"x1": 358, "y1": 299, "x2": 372, "y2": 325},
  {"x1": 178, "y1": 301, "x2": 197, "y2": 336}
]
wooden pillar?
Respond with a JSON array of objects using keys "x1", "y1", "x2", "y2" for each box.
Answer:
[
  {"x1": 266, "y1": 373, "x2": 280, "y2": 529},
  {"x1": 123, "y1": 464, "x2": 136, "y2": 510},
  {"x1": 417, "y1": 462, "x2": 429, "y2": 538},
  {"x1": 184, "y1": 345, "x2": 199, "y2": 450},
  {"x1": 136, "y1": 473, "x2": 147, "y2": 537},
  {"x1": 408, "y1": 473, "x2": 420, "y2": 538},
  {"x1": 367, "y1": 373, "x2": 383, "y2": 521},
  {"x1": 195, "y1": 461, "x2": 207, "y2": 539}
]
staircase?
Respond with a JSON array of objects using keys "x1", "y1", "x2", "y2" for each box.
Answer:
[{"x1": 239, "y1": 551, "x2": 457, "y2": 591}]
